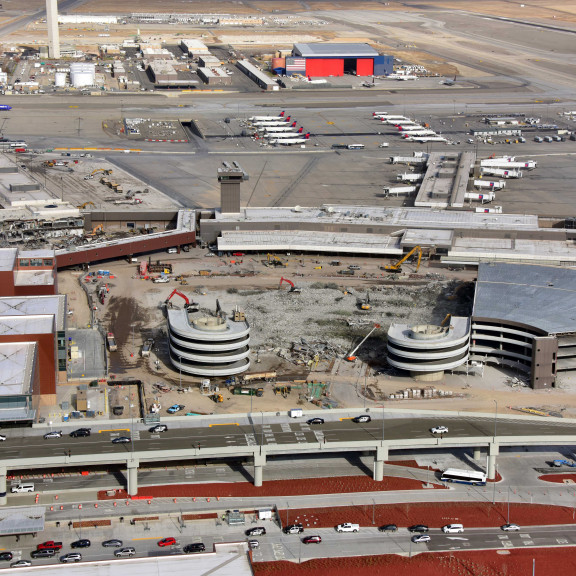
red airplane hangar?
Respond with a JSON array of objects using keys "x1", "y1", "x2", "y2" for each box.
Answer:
[{"x1": 288, "y1": 43, "x2": 392, "y2": 77}]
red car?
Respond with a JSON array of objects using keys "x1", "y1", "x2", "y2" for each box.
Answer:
[
  {"x1": 37, "y1": 541, "x2": 63, "y2": 551},
  {"x1": 232, "y1": 252, "x2": 245, "y2": 256},
  {"x1": 158, "y1": 538, "x2": 177, "y2": 547},
  {"x1": 302, "y1": 535, "x2": 322, "y2": 544}
]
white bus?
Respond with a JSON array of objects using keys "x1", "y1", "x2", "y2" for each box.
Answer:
[
  {"x1": 347, "y1": 144, "x2": 365, "y2": 150},
  {"x1": 440, "y1": 468, "x2": 487, "y2": 486}
]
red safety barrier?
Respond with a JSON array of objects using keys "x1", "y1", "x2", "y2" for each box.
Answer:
[
  {"x1": 94, "y1": 504, "x2": 98, "y2": 508},
  {"x1": 78, "y1": 504, "x2": 82, "y2": 509},
  {"x1": 148, "y1": 500, "x2": 151, "y2": 505},
  {"x1": 173, "y1": 498, "x2": 177, "y2": 503},
  {"x1": 193, "y1": 497, "x2": 196, "y2": 502},
  {"x1": 113, "y1": 502, "x2": 117, "y2": 507},
  {"x1": 206, "y1": 498, "x2": 210, "y2": 502},
  {"x1": 55, "y1": 495, "x2": 58, "y2": 500},
  {"x1": 50, "y1": 506, "x2": 53, "y2": 511},
  {"x1": 60, "y1": 506, "x2": 64, "y2": 510}
]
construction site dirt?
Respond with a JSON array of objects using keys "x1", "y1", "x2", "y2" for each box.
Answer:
[{"x1": 54, "y1": 249, "x2": 576, "y2": 423}]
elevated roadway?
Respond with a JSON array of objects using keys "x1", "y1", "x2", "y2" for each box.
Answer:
[{"x1": 3, "y1": 410, "x2": 576, "y2": 504}]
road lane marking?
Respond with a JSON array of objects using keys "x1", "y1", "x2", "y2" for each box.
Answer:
[
  {"x1": 98, "y1": 429, "x2": 130, "y2": 433},
  {"x1": 208, "y1": 423, "x2": 239, "y2": 427}
]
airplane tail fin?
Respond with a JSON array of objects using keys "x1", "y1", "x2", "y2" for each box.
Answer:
[
  {"x1": 291, "y1": 121, "x2": 297, "y2": 127},
  {"x1": 280, "y1": 111, "x2": 285, "y2": 117},
  {"x1": 297, "y1": 127, "x2": 303, "y2": 133},
  {"x1": 304, "y1": 133, "x2": 310, "y2": 139},
  {"x1": 285, "y1": 116, "x2": 291, "y2": 122}
]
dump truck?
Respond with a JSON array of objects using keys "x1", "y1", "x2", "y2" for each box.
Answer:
[
  {"x1": 106, "y1": 332, "x2": 118, "y2": 352},
  {"x1": 232, "y1": 387, "x2": 264, "y2": 396}
]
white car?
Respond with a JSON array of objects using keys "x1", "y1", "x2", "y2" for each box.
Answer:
[
  {"x1": 501, "y1": 523, "x2": 520, "y2": 531},
  {"x1": 0, "y1": 434, "x2": 6, "y2": 441},
  {"x1": 430, "y1": 426, "x2": 448, "y2": 434},
  {"x1": 44, "y1": 430, "x2": 63, "y2": 439},
  {"x1": 335, "y1": 523, "x2": 359, "y2": 533}
]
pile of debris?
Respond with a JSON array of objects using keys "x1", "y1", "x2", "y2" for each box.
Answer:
[{"x1": 386, "y1": 386, "x2": 464, "y2": 401}]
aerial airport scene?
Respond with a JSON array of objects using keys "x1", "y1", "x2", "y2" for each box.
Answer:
[{"x1": 1, "y1": 0, "x2": 576, "y2": 574}]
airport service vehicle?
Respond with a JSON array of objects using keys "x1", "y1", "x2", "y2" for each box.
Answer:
[
  {"x1": 0, "y1": 105, "x2": 12, "y2": 110},
  {"x1": 149, "y1": 424, "x2": 168, "y2": 433},
  {"x1": 246, "y1": 527, "x2": 266, "y2": 536},
  {"x1": 183, "y1": 543, "x2": 205, "y2": 554},
  {"x1": 31, "y1": 549, "x2": 56, "y2": 559},
  {"x1": 44, "y1": 431, "x2": 62, "y2": 439},
  {"x1": 111, "y1": 436, "x2": 131, "y2": 444},
  {"x1": 284, "y1": 524, "x2": 304, "y2": 534},
  {"x1": 302, "y1": 535, "x2": 322, "y2": 544},
  {"x1": 378, "y1": 524, "x2": 397, "y2": 532},
  {"x1": 102, "y1": 539, "x2": 123, "y2": 548},
  {"x1": 60, "y1": 553, "x2": 82, "y2": 563},
  {"x1": 430, "y1": 426, "x2": 448, "y2": 434},
  {"x1": 158, "y1": 538, "x2": 177, "y2": 547},
  {"x1": 71, "y1": 539, "x2": 91, "y2": 549},
  {"x1": 0, "y1": 553, "x2": 13, "y2": 561},
  {"x1": 38, "y1": 541, "x2": 62, "y2": 550},
  {"x1": 336, "y1": 523, "x2": 359, "y2": 533},
  {"x1": 501, "y1": 524, "x2": 520, "y2": 531},
  {"x1": 307, "y1": 417, "x2": 324, "y2": 425},
  {"x1": 408, "y1": 525, "x2": 429, "y2": 533},
  {"x1": 167, "y1": 404, "x2": 185, "y2": 414},
  {"x1": 411, "y1": 534, "x2": 431, "y2": 543},
  {"x1": 10, "y1": 560, "x2": 31, "y2": 568},
  {"x1": 70, "y1": 428, "x2": 91, "y2": 438},
  {"x1": 440, "y1": 468, "x2": 487, "y2": 486},
  {"x1": 352, "y1": 415, "x2": 371, "y2": 423},
  {"x1": 114, "y1": 547, "x2": 136, "y2": 557}
]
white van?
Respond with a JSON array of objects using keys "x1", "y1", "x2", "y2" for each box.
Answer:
[
  {"x1": 11, "y1": 483, "x2": 34, "y2": 493},
  {"x1": 167, "y1": 248, "x2": 178, "y2": 254},
  {"x1": 442, "y1": 524, "x2": 464, "y2": 533}
]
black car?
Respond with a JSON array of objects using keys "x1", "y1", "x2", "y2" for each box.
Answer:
[
  {"x1": 307, "y1": 418, "x2": 325, "y2": 425},
  {"x1": 183, "y1": 543, "x2": 206, "y2": 554},
  {"x1": 70, "y1": 428, "x2": 91, "y2": 438},
  {"x1": 0, "y1": 553, "x2": 13, "y2": 562},
  {"x1": 378, "y1": 524, "x2": 397, "y2": 533},
  {"x1": 246, "y1": 527, "x2": 266, "y2": 536},
  {"x1": 31, "y1": 549, "x2": 56, "y2": 559},
  {"x1": 352, "y1": 415, "x2": 371, "y2": 423},
  {"x1": 71, "y1": 539, "x2": 91, "y2": 549},
  {"x1": 408, "y1": 525, "x2": 429, "y2": 533},
  {"x1": 112, "y1": 436, "x2": 131, "y2": 444},
  {"x1": 102, "y1": 539, "x2": 123, "y2": 548}
]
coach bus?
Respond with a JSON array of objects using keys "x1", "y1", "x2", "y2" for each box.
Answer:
[{"x1": 440, "y1": 468, "x2": 487, "y2": 486}]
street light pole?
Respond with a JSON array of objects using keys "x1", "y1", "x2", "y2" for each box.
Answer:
[
  {"x1": 493, "y1": 399, "x2": 498, "y2": 442},
  {"x1": 507, "y1": 485, "x2": 511, "y2": 524},
  {"x1": 260, "y1": 411, "x2": 264, "y2": 456}
]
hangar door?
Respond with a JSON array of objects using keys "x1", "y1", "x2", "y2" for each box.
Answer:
[
  {"x1": 357, "y1": 59, "x2": 374, "y2": 76},
  {"x1": 306, "y1": 58, "x2": 344, "y2": 77}
]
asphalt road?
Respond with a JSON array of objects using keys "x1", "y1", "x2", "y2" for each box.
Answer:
[{"x1": 3, "y1": 414, "x2": 576, "y2": 464}]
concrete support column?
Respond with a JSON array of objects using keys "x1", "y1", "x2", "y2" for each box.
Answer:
[
  {"x1": 126, "y1": 460, "x2": 139, "y2": 497},
  {"x1": 253, "y1": 453, "x2": 266, "y2": 488},
  {"x1": 373, "y1": 445, "x2": 389, "y2": 482},
  {"x1": 473, "y1": 448, "x2": 482, "y2": 461},
  {"x1": 0, "y1": 466, "x2": 6, "y2": 506},
  {"x1": 487, "y1": 443, "x2": 499, "y2": 480}
]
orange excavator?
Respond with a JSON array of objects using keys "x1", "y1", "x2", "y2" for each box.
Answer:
[
  {"x1": 164, "y1": 289, "x2": 199, "y2": 311},
  {"x1": 279, "y1": 277, "x2": 301, "y2": 293}
]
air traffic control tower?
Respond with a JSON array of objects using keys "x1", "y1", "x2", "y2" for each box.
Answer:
[{"x1": 218, "y1": 162, "x2": 246, "y2": 214}]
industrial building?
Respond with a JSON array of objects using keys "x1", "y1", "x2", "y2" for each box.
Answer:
[
  {"x1": 69, "y1": 62, "x2": 95, "y2": 88},
  {"x1": 286, "y1": 43, "x2": 393, "y2": 77},
  {"x1": 471, "y1": 263, "x2": 576, "y2": 389},
  {"x1": 167, "y1": 305, "x2": 250, "y2": 377}
]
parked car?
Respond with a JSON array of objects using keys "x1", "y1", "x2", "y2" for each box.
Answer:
[
  {"x1": 112, "y1": 436, "x2": 131, "y2": 444},
  {"x1": 158, "y1": 537, "x2": 177, "y2": 547},
  {"x1": 411, "y1": 534, "x2": 431, "y2": 543},
  {"x1": 408, "y1": 525, "x2": 429, "y2": 533},
  {"x1": 246, "y1": 527, "x2": 266, "y2": 536},
  {"x1": 31, "y1": 549, "x2": 56, "y2": 559},
  {"x1": 336, "y1": 523, "x2": 359, "y2": 533},
  {"x1": 167, "y1": 404, "x2": 185, "y2": 414},
  {"x1": 10, "y1": 560, "x2": 32, "y2": 568},
  {"x1": 284, "y1": 524, "x2": 304, "y2": 534},
  {"x1": 60, "y1": 553, "x2": 82, "y2": 563},
  {"x1": 348, "y1": 265, "x2": 361, "y2": 270},
  {"x1": 149, "y1": 424, "x2": 168, "y2": 433},
  {"x1": 501, "y1": 523, "x2": 520, "y2": 531},
  {"x1": 183, "y1": 543, "x2": 205, "y2": 554},
  {"x1": 114, "y1": 547, "x2": 136, "y2": 557},
  {"x1": 306, "y1": 418, "x2": 324, "y2": 425},
  {"x1": 302, "y1": 535, "x2": 322, "y2": 544},
  {"x1": 70, "y1": 428, "x2": 91, "y2": 438},
  {"x1": 430, "y1": 426, "x2": 448, "y2": 434},
  {"x1": 102, "y1": 539, "x2": 123, "y2": 548},
  {"x1": 38, "y1": 541, "x2": 62, "y2": 550},
  {"x1": 44, "y1": 430, "x2": 62, "y2": 439},
  {"x1": 352, "y1": 415, "x2": 371, "y2": 423},
  {"x1": 71, "y1": 539, "x2": 91, "y2": 549},
  {"x1": 378, "y1": 524, "x2": 397, "y2": 532},
  {"x1": 0, "y1": 553, "x2": 13, "y2": 561}
]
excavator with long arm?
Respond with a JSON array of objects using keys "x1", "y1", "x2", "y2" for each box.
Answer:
[
  {"x1": 383, "y1": 246, "x2": 422, "y2": 273},
  {"x1": 279, "y1": 277, "x2": 301, "y2": 293}
]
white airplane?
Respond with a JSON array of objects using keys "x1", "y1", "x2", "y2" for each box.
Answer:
[
  {"x1": 263, "y1": 123, "x2": 299, "y2": 133},
  {"x1": 252, "y1": 116, "x2": 291, "y2": 127},
  {"x1": 407, "y1": 136, "x2": 448, "y2": 143},
  {"x1": 391, "y1": 120, "x2": 418, "y2": 126},
  {"x1": 402, "y1": 130, "x2": 436, "y2": 137},
  {"x1": 396, "y1": 125, "x2": 426, "y2": 131},
  {"x1": 269, "y1": 134, "x2": 310, "y2": 145},
  {"x1": 249, "y1": 111, "x2": 285, "y2": 121},
  {"x1": 264, "y1": 128, "x2": 305, "y2": 138}
]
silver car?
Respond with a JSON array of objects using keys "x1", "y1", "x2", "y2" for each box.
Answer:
[
  {"x1": 60, "y1": 553, "x2": 82, "y2": 563},
  {"x1": 114, "y1": 547, "x2": 136, "y2": 558}
]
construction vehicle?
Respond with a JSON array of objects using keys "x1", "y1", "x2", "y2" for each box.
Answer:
[
  {"x1": 210, "y1": 393, "x2": 224, "y2": 403},
  {"x1": 88, "y1": 224, "x2": 104, "y2": 236},
  {"x1": 359, "y1": 292, "x2": 371, "y2": 311},
  {"x1": 383, "y1": 246, "x2": 422, "y2": 273},
  {"x1": 77, "y1": 201, "x2": 95, "y2": 209},
  {"x1": 91, "y1": 168, "x2": 113, "y2": 176},
  {"x1": 232, "y1": 387, "x2": 264, "y2": 396},
  {"x1": 146, "y1": 257, "x2": 173, "y2": 274},
  {"x1": 264, "y1": 253, "x2": 287, "y2": 267},
  {"x1": 164, "y1": 289, "x2": 199, "y2": 311},
  {"x1": 106, "y1": 332, "x2": 118, "y2": 352},
  {"x1": 279, "y1": 277, "x2": 301, "y2": 293},
  {"x1": 345, "y1": 324, "x2": 380, "y2": 362},
  {"x1": 243, "y1": 371, "x2": 277, "y2": 382},
  {"x1": 440, "y1": 314, "x2": 452, "y2": 329}
]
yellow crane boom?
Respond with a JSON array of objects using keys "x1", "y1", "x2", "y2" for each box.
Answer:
[{"x1": 384, "y1": 246, "x2": 422, "y2": 273}]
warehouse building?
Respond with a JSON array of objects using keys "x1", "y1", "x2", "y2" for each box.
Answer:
[
  {"x1": 287, "y1": 43, "x2": 392, "y2": 77},
  {"x1": 471, "y1": 263, "x2": 576, "y2": 389}
]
